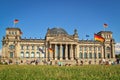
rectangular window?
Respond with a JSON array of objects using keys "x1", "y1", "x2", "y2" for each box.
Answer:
[
  {"x1": 10, "y1": 52, "x2": 13, "y2": 58},
  {"x1": 26, "y1": 46, "x2": 29, "y2": 50},
  {"x1": 89, "y1": 47, "x2": 92, "y2": 51},
  {"x1": 84, "y1": 47, "x2": 87, "y2": 51},
  {"x1": 84, "y1": 52, "x2": 87, "y2": 59},
  {"x1": 98, "y1": 53, "x2": 101, "y2": 58},
  {"x1": 79, "y1": 52, "x2": 83, "y2": 59},
  {"x1": 32, "y1": 46, "x2": 34, "y2": 50},
  {"x1": 79, "y1": 46, "x2": 82, "y2": 51},
  {"x1": 21, "y1": 45, "x2": 24, "y2": 50},
  {"x1": 94, "y1": 53, "x2": 96, "y2": 59},
  {"x1": 37, "y1": 46, "x2": 39, "y2": 50},
  {"x1": 98, "y1": 47, "x2": 101, "y2": 51}
]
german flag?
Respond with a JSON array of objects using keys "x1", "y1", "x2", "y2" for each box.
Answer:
[
  {"x1": 103, "y1": 23, "x2": 108, "y2": 28},
  {"x1": 48, "y1": 48, "x2": 53, "y2": 53},
  {"x1": 14, "y1": 19, "x2": 19, "y2": 24},
  {"x1": 94, "y1": 34, "x2": 105, "y2": 42}
]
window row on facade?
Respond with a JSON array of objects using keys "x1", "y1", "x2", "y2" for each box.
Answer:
[
  {"x1": 9, "y1": 31, "x2": 17, "y2": 35},
  {"x1": 20, "y1": 52, "x2": 44, "y2": 58},
  {"x1": 79, "y1": 52, "x2": 111, "y2": 59},
  {"x1": 79, "y1": 46, "x2": 102, "y2": 51},
  {"x1": 20, "y1": 45, "x2": 45, "y2": 50}
]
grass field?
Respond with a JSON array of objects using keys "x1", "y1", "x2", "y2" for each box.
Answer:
[{"x1": 0, "y1": 65, "x2": 120, "y2": 80}]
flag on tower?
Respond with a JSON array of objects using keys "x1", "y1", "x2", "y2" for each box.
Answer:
[
  {"x1": 14, "y1": 19, "x2": 19, "y2": 24},
  {"x1": 103, "y1": 23, "x2": 108, "y2": 28},
  {"x1": 94, "y1": 34, "x2": 105, "y2": 42}
]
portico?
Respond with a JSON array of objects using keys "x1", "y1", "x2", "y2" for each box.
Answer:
[{"x1": 46, "y1": 42, "x2": 78, "y2": 60}]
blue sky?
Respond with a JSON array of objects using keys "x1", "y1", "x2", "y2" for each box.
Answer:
[{"x1": 0, "y1": 0, "x2": 120, "y2": 49}]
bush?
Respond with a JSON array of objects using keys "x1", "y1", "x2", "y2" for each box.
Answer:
[
  {"x1": 0, "y1": 62, "x2": 3, "y2": 65},
  {"x1": 4, "y1": 62, "x2": 8, "y2": 65}
]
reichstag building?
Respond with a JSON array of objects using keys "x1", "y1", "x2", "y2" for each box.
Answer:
[{"x1": 2, "y1": 27, "x2": 115, "y2": 64}]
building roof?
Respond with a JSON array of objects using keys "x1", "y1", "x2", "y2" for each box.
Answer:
[
  {"x1": 49, "y1": 27, "x2": 68, "y2": 35},
  {"x1": 6, "y1": 27, "x2": 21, "y2": 32}
]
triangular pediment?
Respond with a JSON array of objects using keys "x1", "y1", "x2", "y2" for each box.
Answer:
[{"x1": 49, "y1": 36, "x2": 75, "y2": 42}]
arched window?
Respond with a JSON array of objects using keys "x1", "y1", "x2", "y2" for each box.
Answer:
[
  {"x1": 20, "y1": 52, "x2": 24, "y2": 58},
  {"x1": 89, "y1": 53, "x2": 92, "y2": 59},
  {"x1": 95, "y1": 47, "x2": 97, "y2": 51},
  {"x1": 9, "y1": 45, "x2": 15, "y2": 50},
  {"x1": 106, "y1": 46, "x2": 111, "y2": 53},
  {"x1": 98, "y1": 53, "x2": 101, "y2": 58},
  {"x1": 36, "y1": 52, "x2": 40, "y2": 58},
  {"x1": 79, "y1": 52, "x2": 83, "y2": 59},
  {"x1": 21, "y1": 45, "x2": 24, "y2": 50},
  {"x1": 84, "y1": 52, "x2": 87, "y2": 59},
  {"x1": 26, "y1": 52, "x2": 29, "y2": 58},
  {"x1": 106, "y1": 46, "x2": 110, "y2": 50},
  {"x1": 31, "y1": 52, "x2": 35, "y2": 58}
]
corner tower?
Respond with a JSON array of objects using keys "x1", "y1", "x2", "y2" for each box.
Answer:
[
  {"x1": 2, "y1": 28, "x2": 22, "y2": 58},
  {"x1": 97, "y1": 31, "x2": 115, "y2": 59}
]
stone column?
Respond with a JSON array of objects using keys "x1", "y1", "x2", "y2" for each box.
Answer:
[
  {"x1": 92, "y1": 46, "x2": 94, "y2": 59},
  {"x1": 65, "y1": 44, "x2": 68, "y2": 60},
  {"x1": 60, "y1": 44, "x2": 62, "y2": 60},
  {"x1": 74, "y1": 45, "x2": 77, "y2": 59},
  {"x1": 49, "y1": 44, "x2": 52, "y2": 60},
  {"x1": 76, "y1": 45, "x2": 80, "y2": 58},
  {"x1": 96, "y1": 47, "x2": 98, "y2": 59},
  {"x1": 45, "y1": 43, "x2": 48, "y2": 61},
  {"x1": 112, "y1": 45, "x2": 115, "y2": 58},
  {"x1": 70, "y1": 44, "x2": 73, "y2": 60},
  {"x1": 55, "y1": 44, "x2": 57, "y2": 60}
]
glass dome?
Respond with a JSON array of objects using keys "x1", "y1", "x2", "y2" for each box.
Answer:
[{"x1": 49, "y1": 28, "x2": 68, "y2": 35}]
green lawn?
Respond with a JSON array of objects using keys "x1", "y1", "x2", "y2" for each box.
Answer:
[{"x1": 0, "y1": 65, "x2": 120, "y2": 80}]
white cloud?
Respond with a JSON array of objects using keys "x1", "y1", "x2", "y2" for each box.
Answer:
[{"x1": 115, "y1": 43, "x2": 120, "y2": 54}]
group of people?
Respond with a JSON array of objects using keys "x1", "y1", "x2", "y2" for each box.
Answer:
[{"x1": 0, "y1": 58, "x2": 120, "y2": 66}]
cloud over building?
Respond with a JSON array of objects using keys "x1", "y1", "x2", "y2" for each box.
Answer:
[{"x1": 115, "y1": 43, "x2": 120, "y2": 54}]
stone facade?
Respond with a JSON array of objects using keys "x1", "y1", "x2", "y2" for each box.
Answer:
[{"x1": 2, "y1": 27, "x2": 116, "y2": 64}]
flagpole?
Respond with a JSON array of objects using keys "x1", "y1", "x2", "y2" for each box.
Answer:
[
  {"x1": 13, "y1": 19, "x2": 19, "y2": 28},
  {"x1": 103, "y1": 23, "x2": 108, "y2": 31},
  {"x1": 104, "y1": 27, "x2": 106, "y2": 31},
  {"x1": 12, "y1": 22, "x2": 15, "y2": 27}
]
